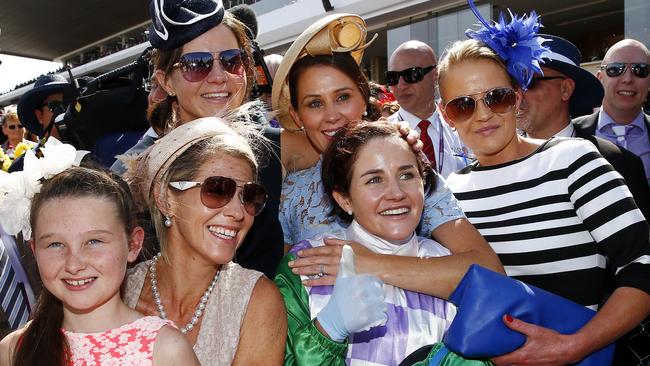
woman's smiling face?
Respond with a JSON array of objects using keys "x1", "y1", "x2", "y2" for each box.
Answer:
[
  {"x1": 289, "y1": 64, "x2": 367, "y2": 154},
  {"x1": 334, "y1": 136, "x2": 425, "y2": 242},
  {"x1": 160, "y1": 24, "x2": 247, "y2": 122}
]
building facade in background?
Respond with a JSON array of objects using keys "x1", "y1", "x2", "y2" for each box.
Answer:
[{"x1": 1, "y1": 0, "x2": 648, "y2": 105}]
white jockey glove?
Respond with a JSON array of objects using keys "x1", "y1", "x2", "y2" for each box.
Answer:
[{"x1": 316, "y1": 245, "x2": 388, "y2": 342}]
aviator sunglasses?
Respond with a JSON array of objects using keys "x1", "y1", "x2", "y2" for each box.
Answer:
[
  {"x1": 385, "y1": 66, "x2": 436, "y2": 86},
  {"x1": 443, "y1": 87, "x2": 517, "y2": 123},
  {"x1": 169, "y1": 176, "x2": 267, "y2": 216},
  {"x1": 173, "y1": 49, "x2": 248, "y2": 82},
  {"x1": 6, "y1": 124, "x2": 24, "y2": 130},
  {"x1": 600, "y1": 62, "x2": 649, "y2": 78}
]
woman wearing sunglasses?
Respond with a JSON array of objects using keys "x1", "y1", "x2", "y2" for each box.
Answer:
[
  {"x1": 113, "y1": 0, "x2": 320, "y2": 279},
  {"x1": 1, "y1": 105, "x2": 28, "y2": 157},
  {"x1": 124, "y1": 117, "x2": 286, "y2": 365},
  {"x1": 438, "y1": 5, "x2": 650, "y2": 365}
]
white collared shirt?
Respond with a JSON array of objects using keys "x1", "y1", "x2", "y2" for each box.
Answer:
[
  {"x1": 388, "y1": 108, "x2": 470, "y2": 178},
  {"x1": 555, "y1": 123, "x2": 576, "y2": 138}
]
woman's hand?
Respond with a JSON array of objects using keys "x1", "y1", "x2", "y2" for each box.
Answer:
[
  {"x1": 315, "y1": 246, "x2": 387, "y2": 342},
  {"x1": 288, "y1": 238, "x2": 375, "y2": 287},
  {"x1": 491, "y1": 315, "x2": 584, "y2": 366}
]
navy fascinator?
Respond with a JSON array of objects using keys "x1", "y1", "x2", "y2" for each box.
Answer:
[
  {"x1": 465, "y1": 0, "x2": 550, "y2": 90},
  {"x1": 149, "y1": 0, "x2": 225, "y2": 50}
]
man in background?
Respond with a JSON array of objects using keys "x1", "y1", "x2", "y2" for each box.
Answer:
[
  {"x1": 574, "y1": 39, "x2": 650, "y2": 186},
  {"x1": 518, "y1": 35, "x2": 649, "y2": 218},
  {"x1": 386, "y1": 40, "x2": 469, "y2": 178}
]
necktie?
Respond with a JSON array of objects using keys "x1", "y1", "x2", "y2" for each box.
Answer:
[
  {"x1": 0, "y1": 241, "x2": 30, "y2": 329},
  {"x1": 611, "y1": 125, "x2": 628, "y2": 149},
  {"x1": 418, "y1": 120, "x2": 437, "y2": 170}
]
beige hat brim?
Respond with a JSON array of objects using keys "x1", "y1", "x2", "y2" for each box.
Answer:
[{"x1": 271, "y1": 13, "x2": 372, "y2": 130}]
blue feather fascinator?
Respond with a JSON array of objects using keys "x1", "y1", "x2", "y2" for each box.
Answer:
[{"x1": 465, "y1": 0, "x2": 550, "y2": 90}]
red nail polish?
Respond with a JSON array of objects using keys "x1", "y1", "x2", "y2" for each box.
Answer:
[{"x1": 505, "y1": 314, "x2": 513, "y2": 323}]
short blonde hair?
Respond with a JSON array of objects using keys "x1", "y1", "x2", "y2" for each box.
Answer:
[{"x1": 437, "y1": 39, "x2": 516, "y2": 100}]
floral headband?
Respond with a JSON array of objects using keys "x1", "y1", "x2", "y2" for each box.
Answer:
[
  {"x1": 0, "y1": 138, "x2": 89, "y2": 240},
  {"x1": 465, "y1": 0, "x2": 550, "y2": 90}
]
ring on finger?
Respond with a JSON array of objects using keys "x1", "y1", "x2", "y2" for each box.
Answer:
[{"x1": 317, "y1": 264, "x2": 325, "y2": 277}]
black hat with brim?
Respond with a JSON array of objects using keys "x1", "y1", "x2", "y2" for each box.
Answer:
[
  {"x1": 148, "y1": 0, "x2": 225, "y2": 51},
  {"x1": 17, "y1": 74, "x2": 73, "y2": 137},
  {"x1": 539, "y1": 34, "x2": 604, "y2": 117}
]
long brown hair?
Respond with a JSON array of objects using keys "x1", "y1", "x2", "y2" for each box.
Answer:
[
  {"x1": 149, "y1": 12, "x2": 255, "y2": 134},
  {"x1": 13, "y1": 167, "x2": 138, "y2": 366}
]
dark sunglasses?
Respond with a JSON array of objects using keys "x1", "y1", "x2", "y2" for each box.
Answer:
[
  {"x1": 528, "y1": 76, "x2": 566, "y2": 89},
  {"x1": 169, "y1": 176, "x2": 267, "y2": 216},
  {"x1": 385, "y1": 66, "x2": 435, "y2": 86},
  {"x1": 40, "y1": 100, "x2": 63, "y2": 112},
  {"x1": 443, "y1": 87, "x2": 517, "y2": 123},
  {"x1": 6, "y1": 124, "x2": 24, "y2": 130},
  {"x1": 601, "y1": 62, "x2": 649, "y2": 78},
  {"x1": 173, "y1": 49, "x2": 248, "y2": 82}
]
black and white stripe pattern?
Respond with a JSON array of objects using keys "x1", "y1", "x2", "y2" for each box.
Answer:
[{"x1": 447, "y1": 138, "x2": 650, "y2": 308}]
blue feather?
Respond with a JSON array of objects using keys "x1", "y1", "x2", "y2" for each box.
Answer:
[{"x1": 465, "y1": 0, "x2": 551, "y2": 90}]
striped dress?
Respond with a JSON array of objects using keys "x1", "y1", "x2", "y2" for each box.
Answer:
[{"x1": 446, "y1": 137, "x2": 650, "y2": 308}]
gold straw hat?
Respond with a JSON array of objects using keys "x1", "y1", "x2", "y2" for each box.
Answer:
[{"x1": 271, "y1": 13, "x2": 376, "y2": 130}]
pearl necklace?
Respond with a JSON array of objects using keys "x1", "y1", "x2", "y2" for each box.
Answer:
[{"x1": 148, "y1": 252, "x2": 220, "y2": 334}]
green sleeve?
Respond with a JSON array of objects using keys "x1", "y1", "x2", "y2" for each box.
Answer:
[{"x1": 274, "y1": 253, "x2": 348, "y2": 366}]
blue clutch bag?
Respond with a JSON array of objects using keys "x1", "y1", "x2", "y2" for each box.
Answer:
[{"x1": 443, "y1": 265, "x2": 615, "y2": 365}]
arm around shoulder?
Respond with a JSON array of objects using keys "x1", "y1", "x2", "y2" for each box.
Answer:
[
  {"x1": 232, "y1": 276, "x2": 287, "y2": 366},
  {"x1": 153, "y1": 325, "x2": 200, "y2": 366}
]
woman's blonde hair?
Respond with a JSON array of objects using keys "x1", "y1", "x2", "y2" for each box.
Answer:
[{"x1": 437, "y1": 39, "x2": 516, "y2": 101}]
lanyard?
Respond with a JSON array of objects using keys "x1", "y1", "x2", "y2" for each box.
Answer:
[{"x1": 398, "y1": 112, "x2": 445, "y2": 173}]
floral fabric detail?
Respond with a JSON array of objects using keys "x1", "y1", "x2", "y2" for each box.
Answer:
[{"x1": 63, "y1": 316, "x2": 172, "y2": 366}]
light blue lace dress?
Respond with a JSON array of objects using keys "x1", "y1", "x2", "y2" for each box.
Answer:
[{"x1": 280, "y1": 159, "x2": 465, "y2": 245}]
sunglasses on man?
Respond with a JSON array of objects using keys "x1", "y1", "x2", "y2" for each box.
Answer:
[
  {"x1": 442, "y1": 87, "x2": 517, "y2": 123},
  {"x1": 600, "y1": 62, "x2": 649, "y2": 78},
  {"x1": 385, "y1": 66, "x2": 436, "y2": 86},
  {"x1": 6, "y1": 124, "x2": 24, "y2": 130},
  {"x1": 527, "y1": 76, "x2": 566, "y2": 89},
  {"x1": 169, "y1": 175, "x2": 267, "y2": 216},
  {"x1": 173, "y1": 49, "x2": 248, "y2": 83},
  {"x1": 40, "y1": 100, "x2": 64, "y2": 112}
]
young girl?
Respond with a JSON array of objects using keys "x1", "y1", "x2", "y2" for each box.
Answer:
[{"x1": 0, "y1": 166, "x2": 199, "y2": 365}]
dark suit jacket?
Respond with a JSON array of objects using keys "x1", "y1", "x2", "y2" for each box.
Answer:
[
  {"x1": 572, "y1": 111, "x2": 650, "y2": 220},
  {"x1": 0, "y1": 234, "x2": 40, "y2": 340}
]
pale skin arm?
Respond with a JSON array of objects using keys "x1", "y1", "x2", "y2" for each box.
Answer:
[
  {"x1": 0, "y1": 325, "x2": 28, "y2": 366},
  {"x1": 492, "y1": 287, "x2": 650, "y2": 366},
  {"x1": 289, "y1": 218, "x2": 504, "y2": 300},
  {"x1": 232, "y1": 277, "x2": 287, "y2": 366},
  {"x1": 153, "y1": 325, "x2": 200, "y2": 366}
]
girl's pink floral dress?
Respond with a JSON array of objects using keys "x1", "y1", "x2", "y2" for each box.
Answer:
[{"x1": 62, "y1": 316, "x2": 173, "y2": 365}]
